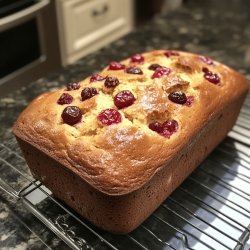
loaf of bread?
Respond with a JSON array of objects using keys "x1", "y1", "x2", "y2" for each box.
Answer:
[{"x1": 13, "y1": 50, "x2": 249, "y2": 233}]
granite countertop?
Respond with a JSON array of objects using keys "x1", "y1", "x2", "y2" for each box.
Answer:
[{"x1": 1, "y1": 0, "x2": 250, "y2": 249}]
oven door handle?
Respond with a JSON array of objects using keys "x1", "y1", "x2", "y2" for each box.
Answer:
[{"x1": 0, "y1": 0, "x2": 50, "y2": 32}]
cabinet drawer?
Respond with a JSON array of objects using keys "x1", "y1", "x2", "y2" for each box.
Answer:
[{"x1": 56, "y1": 0, "x2": 133, "y2": 65}]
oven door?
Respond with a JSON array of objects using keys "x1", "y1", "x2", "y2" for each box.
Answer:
[{"x1": 0, "y1": 0, "x2": 61, "y2": 96}]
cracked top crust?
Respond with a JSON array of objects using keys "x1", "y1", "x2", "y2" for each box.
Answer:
[{"x1": 13, "y1": 50, "x2": 249, "y2": 195}]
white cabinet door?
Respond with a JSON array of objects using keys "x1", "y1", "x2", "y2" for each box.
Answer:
[{"x1": 56, "y1": 0, "x2": 134, "y2": 65}]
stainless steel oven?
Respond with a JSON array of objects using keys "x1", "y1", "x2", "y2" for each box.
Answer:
[{"x1": 0, "y1": 0, "x2": 61, "y2": 96}]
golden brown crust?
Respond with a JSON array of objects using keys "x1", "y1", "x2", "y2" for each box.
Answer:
[{"x1": 13, "y1": 50, "x2": 249, "y2": 195}]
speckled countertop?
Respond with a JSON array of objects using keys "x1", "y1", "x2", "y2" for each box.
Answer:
[{"x1": 1, "y1": 0, "x2": 250, "y2": 249}]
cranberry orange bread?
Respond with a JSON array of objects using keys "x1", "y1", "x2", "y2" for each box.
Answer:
[{"x1": 13, "y1": 50, "x2": 249, "y2": 233}]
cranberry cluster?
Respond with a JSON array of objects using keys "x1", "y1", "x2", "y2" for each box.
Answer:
[
  {"x1": 58, "y1": 51, "x2": 204, "y2": 136},
  {"x1": 202, "y1": 68, "x2": 220, "y2": 84},
  {"x1": 108, "y1": 54, "x2": 144, "y2": 75},
  {"x1": 95, "y1": 89, "x2": 135, "y2": 126},
  {"x1": 149, "y1": 119, "x2": 178, "y2": 138},
  {"x1": 59, "y1": 81, "x2": 100, "y2": 125}
]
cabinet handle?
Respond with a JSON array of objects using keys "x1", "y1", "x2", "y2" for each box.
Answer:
[{"x1": 92, "y1": 4, "x2": 109, "y2": 17}]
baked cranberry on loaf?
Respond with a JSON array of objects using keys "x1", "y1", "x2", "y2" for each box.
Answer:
[{"x1": 13, "y1": 50, "x2": 249, "y2": 233}]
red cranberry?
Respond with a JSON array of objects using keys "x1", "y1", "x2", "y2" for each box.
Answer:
[
  {"x1": 126, "y1": 67, "x2": 143, "y2": 75},
  {"x1": 164, "y1": 51, "x2": 180, "y2": 57},
  {"x1": 90, "y1": 74, "x2": 106, "y2": 83},
  {"x1": 148, "y1": 64, "x2": 161, "y2": 70},
  {"x1": 162, "y1": 119, "x2": 179, "y2": 138},
  {"x1": 131, "y1": 54, "x2": 144, "y2": 63},
  {"x1": 97, "y1": 109, "x2": 122, "y2": 126},
  {"x1": 104, "y1": 77, "x2": 120, "y2": 88},
  {"x1": 185, "y1": 96, "x2": 194, "y2": 107},
  {"x1": 57, "y1": 93, "x2": 73, "y2": 105},
  {"x1": 152, "y1": 67, "x2": 171, "y2": 79},
  {"x1": 66, "y1": 82, "x2": 80, "y2": 91},
  {"x1": 81, "y1": 87, "x2": 98, "y2": 101},
  {"x1": 202, "y1": 68, "x2": 220, "y2": 84},
  {"x1": 114, "y1": 90, "x2": 136, "y2": 109},
  {"x1": 148, "y1": 122, "x2": 163, "y2": 133},
  {"x1": 200, "y1": 56, "x2": 214, "y2": 65},
  {"x1": 168, "y1": 91, "x2": 187, "y2": 104},
  {"x1": 61, "y1": 106, "x2": 82, "y2": 125},
  {"x1": 108, "y1": 61, "x2": 125, "y2": 70}
]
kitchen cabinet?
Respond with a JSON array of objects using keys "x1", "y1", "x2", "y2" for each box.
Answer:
[{"x1": 56, "y1": 0, "x2": 134, "y2": 65}]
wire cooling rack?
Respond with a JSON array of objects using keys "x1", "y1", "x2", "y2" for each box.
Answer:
[{"x1": 0, "y1": 94, "x2": 250, "y2": 250}]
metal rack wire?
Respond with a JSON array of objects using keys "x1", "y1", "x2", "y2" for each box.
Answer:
[
  {"x1": 1, "y1": 95, "x2": 250, "y2": 250},
  {"x1": 228, "y1": 94, "x2": 250, "y2": 145}
]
